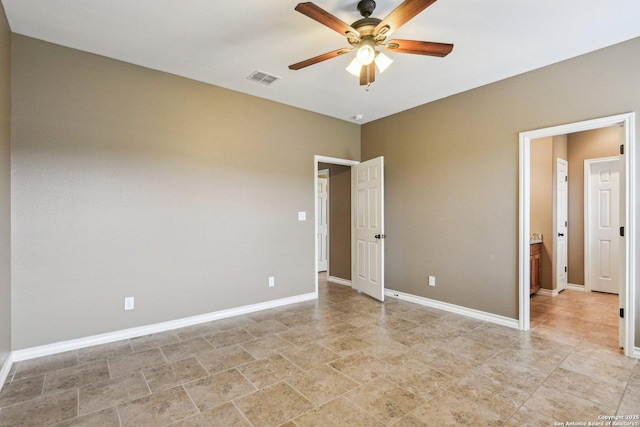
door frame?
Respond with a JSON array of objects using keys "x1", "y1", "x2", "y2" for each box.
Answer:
[
  {"x1": 584, "y1": 156, "x2": 620, "y2": 293},
  {"x1": 518, "y1": 112, "x2": 636, "y2": 358},
  {"x1": 314, "y1": 156, "x2": 359, "y2": 296}
]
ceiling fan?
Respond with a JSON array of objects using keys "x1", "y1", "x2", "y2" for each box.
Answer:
[{"x1": 288, "y1": 0, "x2": 454, "y2": 87}]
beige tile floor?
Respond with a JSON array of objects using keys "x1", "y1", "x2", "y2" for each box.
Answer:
[{"x1": 0, "y1": 276, "x2": 638, "y2": 426}]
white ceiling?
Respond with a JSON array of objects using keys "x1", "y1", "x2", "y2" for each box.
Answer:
[{"x1": 3, "y1": 0, "x2": 640, "y2": 124}]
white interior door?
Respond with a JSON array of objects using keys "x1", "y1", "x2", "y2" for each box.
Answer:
[
  {"x1": 352, "y1": 156, "x2": 384, "y2": 301},
  {"x1": 586, "y1": 158, "x2": 620, "y2": 294},
  {"x1": 555, "y1": 158, "x2": 568, "y2": 292},
  {"x1": 317, "y1": 176, "x2": 329, "y2": 272}
]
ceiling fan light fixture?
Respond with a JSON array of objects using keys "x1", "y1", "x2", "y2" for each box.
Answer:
[
  {"x1": 374, "y1": 51, "x2": 393, "y2": 73},
  {"x1": 346, "y1": 57, "x2": 363, "y2": 77},
  {"x1": 356, "y1": 38, "x2": 376, "y2": 65}
]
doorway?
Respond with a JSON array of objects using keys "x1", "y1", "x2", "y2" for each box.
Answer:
[
  {"x1": 313, "y1": 155, "x2": 386, "y2": 302},
  {"x1": 314, "y1": 156, "x2": 358, "y2": 297},
  {"x1": 519, "y1": 113, "x2": 636, "y2": 358}
]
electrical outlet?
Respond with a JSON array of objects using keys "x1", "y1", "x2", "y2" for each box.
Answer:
[
  {"x1": 124, "y1": 297, "x2": 135, "y2": 310},
  {"x1": 268, "y1": 276, "x2": 275, "y2": 287},
  {"x1": 428, "y1": 276, "x2": 436, "y2": 287}
]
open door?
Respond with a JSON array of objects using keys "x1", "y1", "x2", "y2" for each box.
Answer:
[
  {"x1": 317, "y1": 174, "x2": 329, "y2": 272},
  {"x1": 352, "y1": 156, "x2": 385, "y2": 301},
  {"x1": 555, "y1": 158, "x2": 568, "y2": 293}
]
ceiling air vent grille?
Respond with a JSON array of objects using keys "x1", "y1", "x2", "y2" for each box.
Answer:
[{"x1": 247, "y1": 70, "x2": 281, "y2": 86}]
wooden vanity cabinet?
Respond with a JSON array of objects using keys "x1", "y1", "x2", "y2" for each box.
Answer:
[{"x1": 530, "y1": 243, "x2": 541, "y2": 294}]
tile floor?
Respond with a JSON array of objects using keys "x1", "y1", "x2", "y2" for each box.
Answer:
[{"x1": 0, "y1": 276, "x2": 638, "y2": 426}]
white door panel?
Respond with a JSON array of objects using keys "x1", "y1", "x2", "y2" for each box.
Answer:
[
  {"x1": 587, "y1": 158, "x2": 619, "y2": 294},
  {"x1": 317, "y1": 177, "x2": 328, "y2": 272},
  {"x1": 555, "y1": 159, "x2": 568, "y2": 292},
  {"x1": 352, "y1": 157, "x2": 384, "y2": 301}
]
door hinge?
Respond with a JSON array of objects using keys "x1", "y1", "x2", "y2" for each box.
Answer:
[
  {"x1": 564, "y1": 266, "x2": 567, "y2": 273},
  {"x1": 565, "y1": 175, "x2": 568, "y2": 182},
  {"x1": 565, "y1": 220, "x2": 568, "y2": 227},
  {"x1": 620, "y1": 144, "x2": 624, "y2": 155},
  {"x1": 620, "y1": 308, "x2": 624, "y2": 318},
  {"x1": 620, "y1": 226, "x2": 625, "y2": 237}
]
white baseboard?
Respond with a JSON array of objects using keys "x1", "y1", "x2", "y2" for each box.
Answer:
[
  {"x1": 633, "y1": 347, "x2": 640, "y2": 359},
  {"x1": 328, "y1": 276, "x2": 352, "y2": 287},
  {"x1": 385, "y1": 289, "x2": 519, "y2": 330},
  {"x1": 12, "y1": 292, "x2": 317, "y2": 362},
  {"x1": 0, "y1": 353, "x2": 13, "y2": 391},
  {"x1": 567, "y1": 283, "x2": 585, "y2": 292},
  {"x1": 536, "y1": 284, "x2": 584, "y2": 297},
  {"x1": 536, "y1": 288, "x2": 559, "y2": 297}
]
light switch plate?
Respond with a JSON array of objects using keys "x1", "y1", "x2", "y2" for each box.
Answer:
[{"x1": 298, "y1": 211, "x2": 306, "y2": 221}]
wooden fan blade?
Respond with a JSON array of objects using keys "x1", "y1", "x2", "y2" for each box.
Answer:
[
  {"x1": 375, "y1": 0, "x2": 437, "y2": 36},
  {"x1": 358, "y1": 62, "x2": 376, "y2": 86},
  {"x1": 295, "y1": 2, "x2": 359, "y2": 38},
  {"x1": 385, "y1": 39, "x2": 453, "y2": 57},
  {"x1": 289, "y1": 47, "x2": 353, "y2": 70},
  {"x1": 359, "y1": 65, "x2": 367, "y2": 86}
]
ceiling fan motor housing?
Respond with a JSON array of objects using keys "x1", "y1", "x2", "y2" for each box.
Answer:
[{"x1": 357, "y1": 0, "x2": 376, "y2": 18}]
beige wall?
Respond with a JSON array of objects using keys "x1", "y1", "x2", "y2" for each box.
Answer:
[
  {"x1": 567, "y1": 126, "x2": 620, "y2": 285},
  {"x1": 530, "y1": 137, "x2": 553, "y2": 290},
  {"x1": 318, "y1": 163, "x2": 351, "y2": 280},
  {"x1": 11, "y1": 35, "x2": 360, "y2": 349},
  {"x1": 7, "y1": 32, "x2": 640, "y2": 351},
  {"x1": 0, "y1": 2, "x2": 11, "y2": 367},
  {"x1": 361, "y1": 37, "x2": 640, "y2": 347}
]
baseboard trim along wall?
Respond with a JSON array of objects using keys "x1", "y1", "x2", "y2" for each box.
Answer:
[
  {"x1": 536, "y1": 288, "x2": 559, "y2": 297},
  {"x1": 327, "y1": 276, "x2": 351, "y2": 287},
  {"x1": 385, "y1": 289, "x2": 519, "y2": 330},
  {"x1": 4, "y1": 287, "x2": 638, "y2": 389},
  {"x1": 567, "y1": 283, "x2": 585, "y2": 292},
  {"x1": 11, "y1": 292, "x2": 317, "y2": 363},
  {"x1": 0, "y1": 353, "x2": 13, "y2": 391},
  {"x1": 536, "y1": 285, "x2": 584, "y2": 297}
]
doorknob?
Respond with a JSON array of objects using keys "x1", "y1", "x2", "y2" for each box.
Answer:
[
  {"x1": 374, "y1": 234, "x2": 386, "y2": 239},
  {"x1": 558, "y1": 233, "x2": 564, "y2": 237}
]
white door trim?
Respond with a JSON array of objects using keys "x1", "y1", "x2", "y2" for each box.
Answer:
[
  {"x1": 584, "y1": 156, "x2": 620, "y2": 293},
  {"x1": 314, "y1": 156, "x2": 359, "y2": 296},
  {"x1": 519, "y1": 113, "x2": 636, "y2": 358}
]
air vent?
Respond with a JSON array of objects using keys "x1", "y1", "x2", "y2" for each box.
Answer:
[{"x1": 247, "y1": 70, "x2": 281, "y2": 86}]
